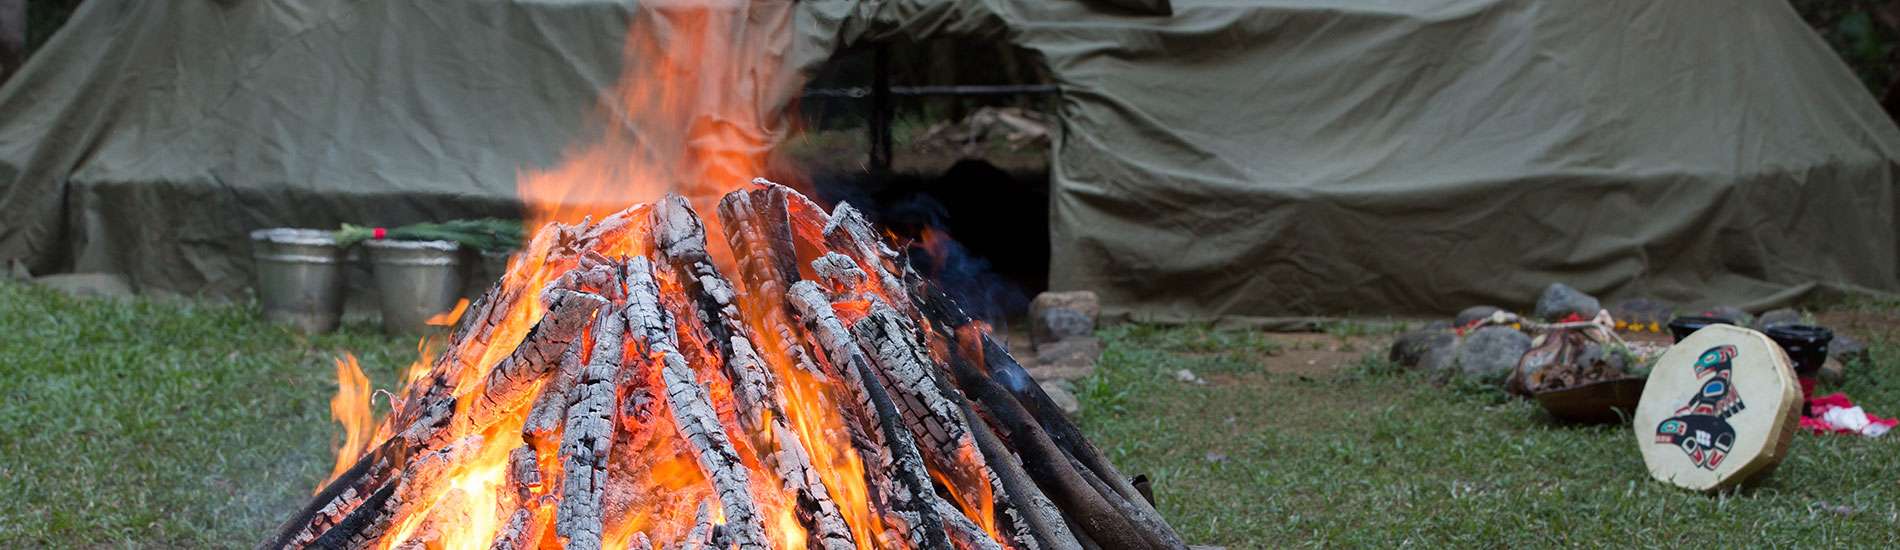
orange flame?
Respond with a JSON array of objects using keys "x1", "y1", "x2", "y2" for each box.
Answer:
[
  {"x1": 320, "y1": 354, "x2": 375, "y2": 492},
  {"x1": 517, "y1": 1, "x2": 805, "y2": 272},
  {"x1": 426, "y1": 298, "x2": 470, "y2": 328}
]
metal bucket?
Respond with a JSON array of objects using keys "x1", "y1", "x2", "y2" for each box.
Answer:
[
  {"x1": 461, "y1": 249, "x2": 515, "y2": 299},
  {"x1": 250, "y1": 228, "x2": 346, "y2": 333},
  {"x1": 366, "y1": 239, "x2": 464, "y2": 335}
]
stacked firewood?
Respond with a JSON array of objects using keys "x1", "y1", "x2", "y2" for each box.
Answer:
[{"x1": 261, "y1": 181, "x2": 1184, "y2": 550}]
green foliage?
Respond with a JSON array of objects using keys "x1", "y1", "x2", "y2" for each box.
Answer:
[
  {"x1": 25, "y1": 0, "x2": 86, "y2": 53},
  {"x1": 1794, "y1": 0, "x2": 1900, "y2": 93},
  {"x1": 335, "y1": 218, "x2": 523, "y2": 253}
]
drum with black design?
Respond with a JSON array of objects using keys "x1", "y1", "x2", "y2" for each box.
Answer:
[{"x1": 1633, "y1": 324, "x2": 1802, "y2": 492}]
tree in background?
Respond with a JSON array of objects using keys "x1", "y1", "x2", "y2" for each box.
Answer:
[
  {"x1": 1793, "y1": 0, "x2": 1900, "y2": 120},
  {"x1": 1, "y1": 0, "x2": 22, "y2": 84}
]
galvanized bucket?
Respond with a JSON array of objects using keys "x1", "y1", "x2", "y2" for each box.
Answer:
[
  {"x1": 250, "y1": 228, "x2": 346, "y2": 333},
  {"x1": 366, "y1": 239, "x2": 464, "y2": 335},
  {"x1": 461, "y1": 249, "x2": 515, "y2": 299}
]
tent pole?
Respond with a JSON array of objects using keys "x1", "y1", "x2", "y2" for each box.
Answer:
[{"x1": 870, "y1": 44, "x2": 893, "y2": 176}]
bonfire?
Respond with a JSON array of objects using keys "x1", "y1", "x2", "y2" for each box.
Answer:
[{"x1": 262, "y1": 182, "x2": 1183, "y2": 550}]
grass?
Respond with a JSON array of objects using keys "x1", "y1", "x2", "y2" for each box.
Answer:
[
  {"x1": 1081, "y1": 324, "x2": 1900, "y2": 547},
  {"x1": 0, "y1": 281, "x2": 414, "y2": 547},
  {"x1": 4, "y1": 279, "x2": 1899, "y2": 547}
]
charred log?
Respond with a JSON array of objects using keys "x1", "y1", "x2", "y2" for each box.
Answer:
[
  {"x1": 981, "y1": 335, "x2": 1185, "y2": 550},
  {"x1": 554, "y1": 300, "x2": 630, "y2": 550},
  {"x1": 787, "y1": 281, "x2": 952, "y2": 550}
]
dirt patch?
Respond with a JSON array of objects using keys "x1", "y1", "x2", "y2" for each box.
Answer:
[
  {"x1": 1259, "y1": 333, "x2": 1383, "y2": 376},
  {"x1": 1814, "y1": 310, "x2": 1900, "y2": 343}
]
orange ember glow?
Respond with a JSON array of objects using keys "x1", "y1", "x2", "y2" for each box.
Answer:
[{"x1": 321, "y1": 354, "x2": 375, "y2": 492}]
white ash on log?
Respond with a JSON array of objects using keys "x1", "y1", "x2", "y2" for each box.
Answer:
[{"x1": 265, "y1": 181, "x2": 1181, "y2": 550}]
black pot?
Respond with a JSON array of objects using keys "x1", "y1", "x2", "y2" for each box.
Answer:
[
  {"x1": 1765, "y1": 324, "x2": 1833, "y2": 378},
  {"x1": 1667, "y1": 316, "x2": 1732, "y2": 343}
]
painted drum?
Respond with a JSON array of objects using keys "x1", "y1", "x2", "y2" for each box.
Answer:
[{"x1": 1634, "y1": 324, "x2": 1802, "y2": 492}]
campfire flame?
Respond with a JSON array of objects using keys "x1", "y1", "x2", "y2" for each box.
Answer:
[
  {"x1": 322, "y1": 354, "x2": 376, "y2": 493},
  {"x1": 290, "y1": 3, "x2": 1181, "y2": 550}
]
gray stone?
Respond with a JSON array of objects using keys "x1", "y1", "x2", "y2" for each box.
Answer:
[
  {"x1": 1831, "y1": 334, "x2": 1869, "y2": 366},
  {"x1": 1455, "y1": 326, "x2": 1532, "y2": 377},
  {"x1": 1036, "y1": 337, "x2": 1102, "y2": 365},
  {"x1": 1455, "y1": 305, "x2": 1502, "y2": 327},
  {"x1": 1030, "y1": 291, "x2": 1100, "y2": 345},
  {"x1": 1040, "y1": 381, "x2": 1081, "y2": 415},
  {"x1": 1390, "y1": 330, "x2": 1455, "y2": 368},
  {"x1": 1420, "y1": 333, "x2": 1462, "y2": 373},
  {"x1": 1533, "y1": 283, "x2": 1601, "y2": 320},
  {"x1": 1754, "y1": 308, "x2": 1802, "y2": 331},
  {"x1": 1820, "y1": 357, "x2": 1847, "y2": 386},
  {"x1": 1029, "y1": 337, "x2": 1101, "y2": 381},
  {"x1": 1028, "y1": 363, "x2": 1096, "y2": 382},
  {"x1": 33, "y1": 273, "x2": 133, "y2": 299},
  {"x1": 1033, "y1": 308, "x2": 1094, "y2": 346},
  {"x1": 1032, "y1": 290, "x2": 1101, "y2": 321}
]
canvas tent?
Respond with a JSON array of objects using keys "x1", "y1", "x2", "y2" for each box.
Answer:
[{"x1": 2, "y1": 0, "x2": 1896, "y2": 323}]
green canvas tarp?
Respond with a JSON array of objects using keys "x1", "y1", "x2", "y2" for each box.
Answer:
[{"x1": 2, "y1": 0, "x2": 1896, "y2": 322}]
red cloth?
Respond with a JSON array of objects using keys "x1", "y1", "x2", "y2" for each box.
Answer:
[{"x1": 1800, "y1": 392, "x2": 1900, "y2": 436}]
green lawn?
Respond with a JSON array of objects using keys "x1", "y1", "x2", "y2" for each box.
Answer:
[
  {"x1": 0, "y1": 282, "x2": 413, "y2": 547},
  {"x1": 1083, "y1": 324, "x2": 1900, "y2": 547},
  {"x1": 2, "y1": 280, "x2": 1898, "y2": 547}
]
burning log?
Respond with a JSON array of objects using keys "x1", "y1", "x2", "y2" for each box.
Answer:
[
  {"x1": 787, "y1": 280, "x2": 953, "y2": 550},
  {"x1": 554, "y1": 283, "x2": 630, "y2": 550},
  {"x1": 268, "y1": 182, "x2": 1181, "y2": 550},
  {"x1": 657, "y1": 196, "x2": 858, "y2": 550}
]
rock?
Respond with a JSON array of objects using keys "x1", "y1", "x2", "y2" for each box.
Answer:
[
  {"x1": 1036, "y1": 337, "x2": 1102, "y2": 365},
  {"x1": 1174, "y1": 369, "x2": 1206, "y2": 385},
  {"x1": 1028, "y1": 363, "x2": 1096, "y2": 382},
  {"x1": 1533, "y1": 283, "x2": 1600, "y2": 321},
  {"x1": 1830, "y1": 334, "x2": 1869, "y2": 366},
  {"x1": 1820, "y1": 357, "x2": 1846, "y2": 386},
  {"x1": 1029, "y1": 337, "x2": 1101, "y2": 381},
  {"x1": 1390, "y1": 330, "x2": 1455, "y2": 368},
  {"x1": 1455, "y1": 326, "x2": 1532, "y2": 377},
  {"x1": 32, "y1": 273, "x2": 134, "y2": 299},
  {"x1": 1033, "y1": 308, "x2": 1094, "y2": 346},
  {"x1": 1030, "y1": 291, "x2": 1100, "y2": 345},
  {"x1": 1610, "y1": 298, "x2": 1676, "y2": 333},
  {"x1": 1754, "y1": 308, "x2": 1802, "y2": 331},
  {"x1": 1419, "y1": 333, "x2": 1462, "y2": 373},
  {"x1": 1039, "y1": 381, "x2": 1081, "y2": 415},
  {"x1": 1454, "y1": 305, "x2": 1502, "y2": 327}
]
